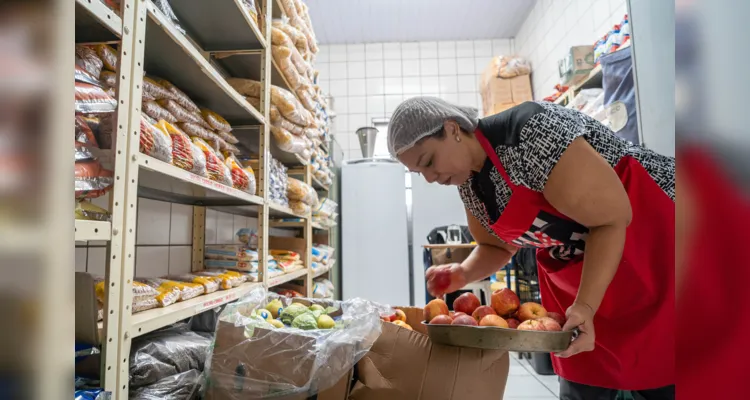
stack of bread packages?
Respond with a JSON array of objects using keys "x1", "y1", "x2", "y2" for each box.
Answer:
[{"x1": 286, "y1": 177, "x2": 318, "y2": 216}]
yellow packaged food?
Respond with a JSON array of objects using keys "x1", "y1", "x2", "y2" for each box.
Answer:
[
  {"x1": 95, "y1": 44, "x2": 118, "y2": 71},
  {"x1": 137, "y1": 278, "x2": 199, "y2": 304},
  {"x1": 270, "y1": 249, "x2": 301, "y2": 262},
  {"x1": 192, "y1": 137, "x2": 233, "y2": 186},
  {"x1": 94, "y1": 278, "x2": 158, "y2": 304},
  {"x1": 75, "y1": 200, "x2": 110, "y2": 221},
  {"x1": 225, "y1": 154, "x2": 256, "y2": 194},
  {"x1": 290, "y1": 200, "x2": 311, "y2": 216},
  {"x1": 200, "y1": 108, "x2": 232, "y2": 133},
  {"x1": 168, "y1": 274, "x2": 220, "y2": 294}
]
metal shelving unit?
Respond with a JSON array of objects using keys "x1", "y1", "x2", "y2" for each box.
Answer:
[{"x1": 73, "y1": 1, "x2": 332, "y2": 398}]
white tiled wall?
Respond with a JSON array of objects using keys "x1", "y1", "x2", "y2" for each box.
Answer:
[
  {"x1": 514, "y1": 0, "x2": 628, "y2": 100},
  {"x1": 76, "y1": 195, "x2": 295, "y2": 278},
  {"x1": 317, "y1": 39, "x2": 513, "y2": 160}
]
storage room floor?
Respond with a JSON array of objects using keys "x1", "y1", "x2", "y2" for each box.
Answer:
[{"x1": 506, "y1": 353, "x2": 559, "y2": 399}]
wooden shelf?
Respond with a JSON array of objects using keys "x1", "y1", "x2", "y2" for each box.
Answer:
[
  {"x1": 75, "y1": 0, "x2": 122, "y2": 42},
  {"x1": 267, "y1": 268, "x2": 309, "y2": 288}
]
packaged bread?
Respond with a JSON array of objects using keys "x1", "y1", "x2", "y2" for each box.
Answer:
[
  {"x1": 76, "y1": 45, "x2": 104, "y2": 79},
  {"x1": 270, "y1": 125, "x2": 307, "y2": 154},
  {"x1": 289, "y1": 200, "x2": 311, "y2": 216},
  {"x1": 200, "y1": 108, "x2": 232, "y2": 132},
  {"x1": 271, "y1": 26, "x2": 294, "y2": 48},
  {"x1": 139, "y1": 116, "x2": 173, "y2": 163},
  {"x1": 224, "y1": 154, "x2": 256, "y2": 194},
  {"x1": 273, "y1": 19, "x2": 309, "y2": 55},
  {"x1": 167, "y1": 274, "x2": 219, "y2": 294},
  {"x1": 287, "y1": 177, "x2": 317, "y2": 205},
  {"x1": 289, "y1": 45, "x2": 313, "y2": 79},
  {"x1": 157, "y1": 99, "x2": 203, "y2": 124},
  {"x1": 138, "y1": 278, "x2": 205, "y2": 301},
  {"x1": 228, "y1": 79, "x2": 312, "y2": 126},
  {"x1": 205, "y1": 245, "x2": 259, "y2": 262},
  {"x1": 192, "y1": 137, "x2": 233, "y2": 186},
  {"x1": 272, "y1": 45, "x2": 307, "y2": 90},
  {"x1": 94, "y1": 44, "x2": 118, "y2": 71},
  {"x1": 142, "y1": 100, "x2": 177, "y2": 123},
  {"x1": 275, "y1": 117, "x2": 305, "y2": 136},
  {"x1": 296, "y1": 87, "x2": 316, "y2": 111},
  {"x1": 142, "y1": 76, "x2": 176, "y2": 101},
  {"x1": 156, "y1": 79, "x2": 200, "y2": 113}
]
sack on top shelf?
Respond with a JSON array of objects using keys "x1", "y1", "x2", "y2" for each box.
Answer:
[{"x1": 228, "y1": 78, "x2": 313, "y2": 127}]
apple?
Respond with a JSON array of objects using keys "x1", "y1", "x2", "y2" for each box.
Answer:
[
  {"x1": 423, "y1": 299, "x2": 449, "y2": 323},
  {"x1": 453, "y1": 292, "x2": 481, "y2": 315},
  {"x1": 430, "y1": 315, "x2": 454, "y2": 325},
  {"x1": 547, "y1": 312, "x2": 566, "y2": 327},
  {"x1": 536, "y1": 317, "x2": 562, "y2": 331},
  {"x1": 479, "y1": 315, "x2": 509, "y2": 328},
  {"x1": 452, "y1": 312, "x2": 467, "y2": 318},
  {"x1": 393, "y1": 309, "x2": 407, "y2": 322},
  {"x1": 451, "y1": 315, "x2": 478, "y2": 326},
  {"x1": 393, "y1": 320, "x2": 413, "y2": 330},
  {"x1": 517, "y1": 319, "x2": 545, "y2": 331},
  {"x1": 506, "y1": 318, "x2": 521, "y2": 329},
  {"x1": 491, "y1": 288, "x2": 520, "y2": 317},
  {"x1": 471, "y1": 305, "x2": 497, "y2": 323},
  {"x1": 516, "y1": 302, "x2": 547, "y2": 322},
  {"x1": 432, "y1": 269, "x2": 452, "y2": 292}
]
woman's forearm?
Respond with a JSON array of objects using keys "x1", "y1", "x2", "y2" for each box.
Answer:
[
  {"x1": 576, "y1": 223, "x2": 627, "y2": 313},
  {"x1": 460, "y1": 244, "x2": 514, "y2": 283}
]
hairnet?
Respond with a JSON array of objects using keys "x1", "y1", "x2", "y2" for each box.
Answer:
[{"x1": 387, "y1": 96, "x2": 479, "y2": 157}]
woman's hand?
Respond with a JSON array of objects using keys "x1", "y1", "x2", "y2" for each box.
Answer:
[
  {"x1": 555, "y1": 302, "x2": 596, "y2": 358},
  {"x1": 425, "y1": 263, "x2": 467, "y2": 297}
]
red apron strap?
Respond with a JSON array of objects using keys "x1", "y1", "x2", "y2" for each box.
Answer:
[{"x1": 474, "y1": 128, "x2": 515, "y2": 187}]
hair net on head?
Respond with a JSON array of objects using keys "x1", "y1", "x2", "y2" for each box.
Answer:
[{"x1": 387, "y1": 96, "x2": 479, "y2": 157}]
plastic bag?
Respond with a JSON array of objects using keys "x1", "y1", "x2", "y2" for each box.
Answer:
[
  {"x1": 167, "y1": 274, "x2": 220, "y2": 294},
  {"x1": 289, "y1": 200, "x2": 311, "y2": 216},
  {"x1": 224, "y1": 154, "x2": 256, "y2": 194},
  {"x1": 273, "y1": 46, "x2": 308, "y2": 90},
  {"x1": 178, "y1": 121, "x2": 219, "y2": 142},
  {"x1": 143, "y1": 77, "x2": 176, "y2": 101},
  {"x1": 152, "y1": 0, "x2": 187, "y2": 35},
  {"x1": 157, "y1": 99, "x2": 203, "y2": 124},
  {"x1": 75, "y1": 116, "x2": 99, "y2": 147},
  {"x1": 286, "y1": 177, "x2": 316, "y2": 204},
  {"x1": 270, "y1": 249, "x2": 300, "y2": 262},
  {"x1": 155, "y1": 121, "x2": 194, "y2": 171},
  {"x1": 205, "y1": 259, "x2": 257, "y2": 272},
  {"x1": 205, "y1": 245, "x2": 259, "y2": 262},
  {"x1": 139, "y1": 117, "x2": 173, "y2": 163},
  {"x1": 228, "y1": 78, "x2": 311, "y2": 126},
  {"x1": 94, "y1": 278, "x2": 159, "y2": 304},
  {"x1": 129, "y1": 325, "x2": 210, "y2": 390},
  {"x1": 195, "y1": 270, "x2": 245, "y2": 289},
  {"x1": 75, "y1": 159, "x2": 114, "y2": 200},
  {"x1": 76, "y1": 200, "x2": 110, "y2": 222},
  {"x1": 130, "y1": 369, "x2": 202, "y2": 400},
  {"x1": 99, "y1": 70, "x2": 117, "y2": 89},
  {"x1": 192, "y1": 137, "x2": 233, "y2": 186},
  {"x1": 219, "y1": 140, "x2": 240, "y2": 155},
  {"x1": 76, "y1": 82, "x2": 117, "y2": 113},
  {"x1": 157, "y1": 79, "x2": 200, "y2": 113},
  {"x1": 296, "y1": 87, "x2": 317, "y2": 112},
  {"x1": 271, "y1": 125, "x2": 307, "y2": 154},
  {"x1": 143, "y1": 100, "x2": 178, "y2": 123},
  {"x1": 273, "y1": 19, "x2": 309, "y2": 59},
  {"x1": 216, "y1": 130, "x2": 239, "y2": 145},
  {"x1": 76, "y1": 45, "x2": 104, "y2": 79},
  {"x1": 93, "y1": 44, "x2": 118, "y2": 71},
  {"x1": 75, "y1": 388, "x2": 111, "y2": 400},
  {"x1": 205, "y1": 287, "x2": 383, "y2": 398},
  {"x1": 137, "y1": 278, "x2": 204, "y2": 303},
  {"x1": 200, "y1": 108, "x2": 232, "y2": 132},
  {"x1": 491, "y1": 55, "x2": 531, "y2": 78}
]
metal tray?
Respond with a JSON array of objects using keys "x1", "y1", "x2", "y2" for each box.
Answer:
[{"x1": 424, "y1": 322, "x2": 576, "y2": 352}]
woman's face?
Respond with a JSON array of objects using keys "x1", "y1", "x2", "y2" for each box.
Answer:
[{"x1": 398, "y1": 120, "x2": 478, "y2": 186}]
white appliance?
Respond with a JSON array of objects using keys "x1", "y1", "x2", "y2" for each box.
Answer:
[{"x1": 341, "y1": 159, "x2": 410, "y2": 306}]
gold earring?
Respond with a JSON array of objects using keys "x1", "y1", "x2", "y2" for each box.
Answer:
[{"x1": 455, "y1": 136, "x2": 461, "y2": 142}]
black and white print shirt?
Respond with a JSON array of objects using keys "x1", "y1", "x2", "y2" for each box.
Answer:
[{"x1": 459, "y1": 101, "x2": 676, "y2": 248}]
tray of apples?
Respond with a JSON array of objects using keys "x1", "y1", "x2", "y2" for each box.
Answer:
[{"x1": 423, "y1": 289, "x2": 575, "y2": 352}]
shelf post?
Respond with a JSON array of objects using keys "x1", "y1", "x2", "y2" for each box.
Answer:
[
  {"x1": 304, "y1": 166, "x2": 313, "y2": 297},
  {"x1": 258, "y1": 0, "x2": 273, "y2": 289},
  {"x1": 192, "y1": 206, "x2": 206, "y2": 272}
]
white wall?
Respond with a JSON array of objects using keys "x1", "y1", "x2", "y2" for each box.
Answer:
[
  {"x1": 75, "y1": 195, "x2": 295, "y2": 278},
  {"x1": 514, "y1": 0, "x2": 628, "y2": 100},
  {"x1": 410, "y1": 174, "x2": 468, "y2": 307},
  {"x1": 316, "y1": 39, "x2": 513, "y2": 160}
]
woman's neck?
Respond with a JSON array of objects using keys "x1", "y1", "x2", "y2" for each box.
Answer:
[{"x1": 469, "y1": 137, "x2": 488, "y2": 172}]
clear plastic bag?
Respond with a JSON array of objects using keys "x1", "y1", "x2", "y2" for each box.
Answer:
[
  {"x1": 95, "y1": 44, "x2": 119, "y2": 72},
  {"x1": 271, "y1": 125, "x2": 307, "y2": 154},
  {"x1": 225, "y1": 154, "x2": 256, "y2": 194},
  {"x1": 99, "y1": 70, "x2": 117, "y2": 89},
  {"x1": 205, "y1": 287, "x2": 383, "y2": 399},
  {"x1": 157, "y1": 79, "x2": 200, "y2": 113},
  {"x1": 200, "y1": 108, "x2": 232, "y2": 132},
  {"x1": 76, "y1": 45, "x2": 104, "y2": 79},
  {"x1": 192, "y1": 137, "x2": 233, "y2": 186},
  {"x1": 152, "y1": 0, "x2": 187, "y2": 35},
  {"x1": 76, "y1": 200, "x2": 110, "y2": 222},
  {"x1": 139, "y1": 117, "x2": 173, "y2": 163},
  {"x1": 75, "y1": 159, "x2": 114, "y2": 200},
  {"x1": 143, "y1": 100, "x2": 178, "y2": 123},
  {"x1": 137, "y1": 278, "x2": 204, "y2": 303},
  {"x1": 155, "y1": 121, "x2": 195, "y2": 171},
  {"x1": 289, "y1": 200, "x2": 311, "y2": 216},
  {"x1": 157, "y1": 99, "x2": 203, "y2": 124},
  {"x1": 167, "y1": 274, "x2": 220, "y2": 294},
  {"x1": 130, "y1": 369, "x2": 202, "y2": 400},
  {"x1": 287, "y1": 177, "x2": 316, "y2": 205},
  {"x1": 228, "y1": 78, "x2": 311, "y2": 126},
  {"x1": 491, "y1": 55, "x2": 531, "y2": 78},
  {"x1": 75, "y1": 82, "x2": 117, "y2": 113},
  {"x1": 272, "y1": 46, "x2": 307, "y2": 90},
  {"x1": 195, "y1": 270, "x2": 245, "y2": 289},
  {"x1": 178, "y1": 122, "x2": 219, "y2": 142},
  {"x1": 296, "y1": 87, "x2": 316, "y2": 111},
  {"x1": 205, "y1": 245, "x2": 259, "y2": 262},
  {"x1": 143, "y1": 76, "x2": 176, "y2": 101}
]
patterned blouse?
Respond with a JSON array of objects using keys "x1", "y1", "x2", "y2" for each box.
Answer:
[{"x1": 459, "y1": 101, "x2": 675, "y2": 249}]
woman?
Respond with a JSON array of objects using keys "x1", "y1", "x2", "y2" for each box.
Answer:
[{"x1": 387, "y1": 98, "x2": 674, "y2": 400}]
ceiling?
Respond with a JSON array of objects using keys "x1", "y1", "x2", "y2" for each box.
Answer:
[{"x1": 304, "y1": 0, "x2": 536, "y2": 45}]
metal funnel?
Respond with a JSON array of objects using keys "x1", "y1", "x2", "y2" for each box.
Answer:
[{"x1": 356, "y1": 127, "x2": 379, "y2": 158}]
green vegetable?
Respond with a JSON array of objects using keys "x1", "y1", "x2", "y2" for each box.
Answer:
[
  {"x1": 292, "y1": 313, "x2": 318, "y2": 330},
  {"x1": 280, "y1": 303, "x2": 308, "y2": 325},
  {"x1": 325, "y1": 306, "x2": 338, "y2": 315},
  {"x1": 310, "y1": 304, "x2": 325, "y2": 312},
  {"x1": 311, "y1": 309, "x2": 324, "y2": 320}
]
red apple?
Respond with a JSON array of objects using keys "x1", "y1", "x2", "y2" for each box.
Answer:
[
  {"x1": 471, "y1": 305, "x2": 497, "y2": 323},
  {"x1": 491, "y1": 288, "x2": 520, "y2": 317},
  {"x1": 452, "y1": 312, "x2": 467, "y2": 318},
  {"x1": 393, "y1": 309, "x2": 407, "y2": 322},
  {"x1": 536, "y1": 317, "x2": 562, "y2": 331},
  {"x1": 393, "y1": 320, "x2": 413, "y2": 330},
  {"x1": 547, "y1": 312, "x2": 566, "y2": 327},
  {"x1": 479, "y1": 315, "x2": 509, "y2": 328},
  {"x1": 430, "y1": 315, "x2": 454, "y2": 325},
  {"x1": 506, "y1": 318, "x2": 520, "y2": 329},
  {"x1": 432, "y1": 269, "x2": 452, "y2": 292},
  {"x1": 452, "y1": 315, "x2": 478, "y2": 326},
  {"x1": 517, "y1": 319, "x2": 545, "y2": 331},
  {"x1": 453, "y1": 292, "x2": 481, "y2": 315},
  {"x1": 423, "y1": 299, "x2": 449, "y2": 323},
  {"x1": 516, "y1": 302, "x2": 547, "y2": 322}
]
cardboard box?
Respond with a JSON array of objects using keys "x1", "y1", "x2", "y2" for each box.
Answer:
[
  {"x1": 480, "y1": 65, "x2": 533, "y2": 116},
  {"x1": 205, "y1": 298, "x2": 353, "y2": 400},
  {"x1": 558, "y1": 45, "x2": 595, "y2": 86},
  {"x1": 349, "y1": 307, "x2": 509, "y2": 400}
]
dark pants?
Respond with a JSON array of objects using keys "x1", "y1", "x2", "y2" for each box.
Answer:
[{"x1": 560, "y1": 379, "x2": 675, "y2": 400}]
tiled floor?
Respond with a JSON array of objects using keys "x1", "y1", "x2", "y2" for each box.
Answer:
[{"x1": 505, "y1": 352, "x2": 559, "y2": 399}]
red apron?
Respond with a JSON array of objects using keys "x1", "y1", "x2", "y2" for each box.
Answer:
[{"x1": 475, "y1": 130, "x2": 674, "y2": 390}]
